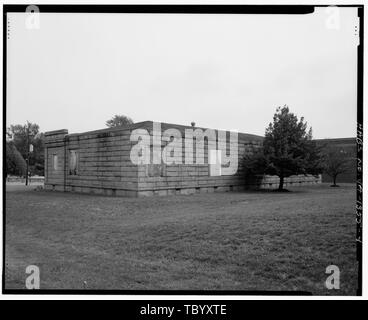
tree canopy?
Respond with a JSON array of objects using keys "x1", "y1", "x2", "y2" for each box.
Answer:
[
  {"x1": 323, "y1": 147, "x2": 351, "y2": 186},
  {"x1": 243, "y1": 106, "x2": 323, "y2": 190},
  {"x1": 7, "y1": 122, "x2": 45, "y2": 176},
  {"x1": 6, "y1": 141, "x2": 27, "y2": 176},
  {"x1": 106, "y1": 115, "x2": 134, "y2": 128}
]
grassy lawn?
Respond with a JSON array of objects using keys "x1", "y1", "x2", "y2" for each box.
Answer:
[{"x1": 5, "y1": 183, "x2": 358, "y2": 295}]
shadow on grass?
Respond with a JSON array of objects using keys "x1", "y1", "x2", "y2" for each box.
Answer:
[{"x1": 242, "y1": 188, "x2": 305, "y2": 194}]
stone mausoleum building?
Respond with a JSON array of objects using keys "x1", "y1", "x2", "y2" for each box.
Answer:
[{"x1": 44, "y1": 121, "x2": 321, "y2": 197}]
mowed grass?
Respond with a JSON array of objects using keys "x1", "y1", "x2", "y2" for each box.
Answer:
[{"x1": 5, "y1": 183, "x2": 358, "y2": 295}]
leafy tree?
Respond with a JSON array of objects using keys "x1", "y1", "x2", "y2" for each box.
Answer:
[
  {"x1": 31, "y1": 132, "x2": 45, "y2": 175},
  {"x1": 242, "y1": 144, "x2": 268, "y2": 181},
  {"x1": 324, "y1": 148, "x2": 351, "y2": 187},
  {"x1": 6, "y1": 141, "x2": 27, "y2": 176},
  {"x1": 7, "y1": 122, "x2": 45, "y2": 176},
  {"x1": 106, "y1": 115, "x2": 134, "y2": 128},
  {"x1": 8, "y1": 123, "x2": 40, "y2": 156},
  {"x1": 243, "y1": 106, "x2": 323, "y2": 191}
]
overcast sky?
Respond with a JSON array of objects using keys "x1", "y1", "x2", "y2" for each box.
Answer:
[{"x1": 6, "y1": 7, "x2": 358, "y2": 138}]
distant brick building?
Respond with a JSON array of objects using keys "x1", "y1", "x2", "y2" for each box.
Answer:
[
  {"x1": 315, "y1": 137, "x2": 356, "y2": 183},
  {"x1": 44, "y1": 121, "x2": 321, "y2": 197}
]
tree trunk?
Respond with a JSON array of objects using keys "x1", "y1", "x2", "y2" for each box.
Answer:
[
  {"x1": 278, "y1": 175, "x2": 284, "y2": 191},
  {"x1": 333, "y1": 175, "x2": 337, "y2": 186}
]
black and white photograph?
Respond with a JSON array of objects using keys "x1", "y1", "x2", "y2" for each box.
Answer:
[{"x1": 1, "y1": 3, "x2": 364, "y2": 300}]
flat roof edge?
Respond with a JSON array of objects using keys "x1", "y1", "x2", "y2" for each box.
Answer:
[{"x1": 44, "y1": 129, "x2": 69, "y2": 136}]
